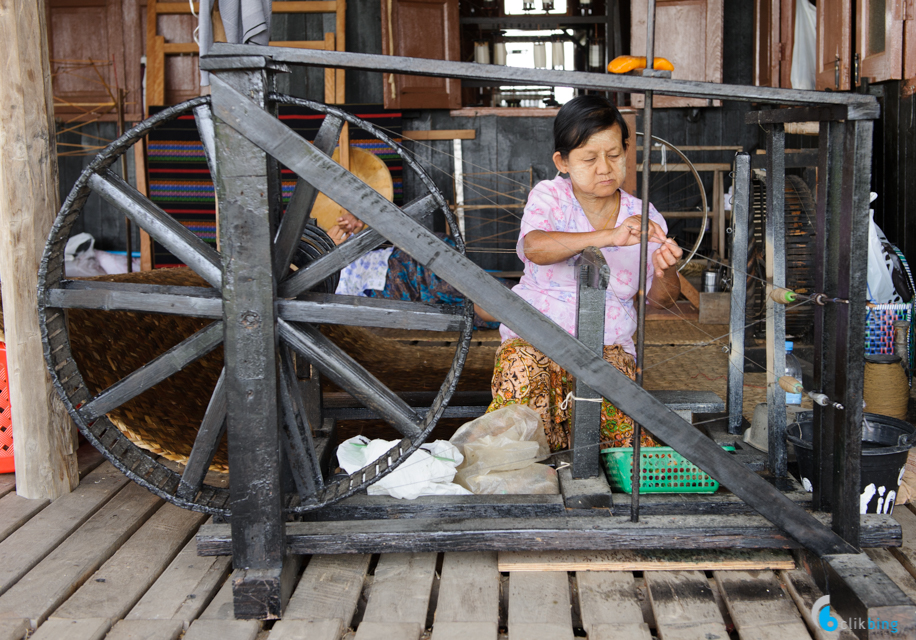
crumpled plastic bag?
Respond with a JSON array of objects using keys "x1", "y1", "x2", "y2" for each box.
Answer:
[
  {"x1": 336, "y1": 436, "x2": 472, "y2": 499},
  {"x1": 449, "y1": 405, "x2": 559, "y2": 495}
]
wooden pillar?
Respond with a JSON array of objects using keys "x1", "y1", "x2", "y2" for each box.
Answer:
[{"x1": 0, "y1": 0, "x2": 80, "y2": 498}]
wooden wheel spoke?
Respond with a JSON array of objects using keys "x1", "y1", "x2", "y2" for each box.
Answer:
[
  {"x1": 278, "y1": 293, "x2": 464, "y2": 331},
  {"x1": 277, "y1": 318, "x2": 422, "y2": 439},
  {"x1": 177, "y1": 368, "x2": 228, "y2": 501},
  {"x1": 87, "y1": 170, "x2": 222, "y2": 288},
  {"x1": 278, "y1": 193, "x2": 440, "y2": 299},
  {"x1": 43, "y1": 281, "x2": 221, "y2": 318},
  {"x1": 80, "y1": 321, "x2": 224, "y2": 422},
  {"x1": 278, "y1": 349, "x2": 323, "y2": 500},
  {"x1": 272, "y1": 113, "x2": 346, "y2": 279},
  {"x1": 193, "y1": 103, "x2": 220, "y2": 180}
]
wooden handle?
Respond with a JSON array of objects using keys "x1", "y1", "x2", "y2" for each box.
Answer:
[
  {"x1": 770, "y1": 288, "x2": 797, "y2": 304},
  {"x1": 779, "y1": 376, "x2": 803, "y2": 394}
]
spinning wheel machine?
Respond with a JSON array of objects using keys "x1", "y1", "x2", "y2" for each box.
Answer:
[{"x1": 35, "y1": 36, "x2": 916, "y2": 630}]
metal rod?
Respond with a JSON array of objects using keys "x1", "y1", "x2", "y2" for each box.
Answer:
[
  {"x1": 765, "y1": 125, "x2": 788, "y2": 481},
  {"x1": 631, "y1": 0, "x2": 656, "y2": 523},
  {"x1": 203, "y1": 44, "x2": 880, "y2": 117},
  {"x1": 727, "y1": 154, "x2": 751, "y2": 434},
  {"x1": 117, "y1": 88, "x2": 132, "y2": 273}
]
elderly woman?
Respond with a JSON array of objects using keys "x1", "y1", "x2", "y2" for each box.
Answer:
[{"x1": 486, "y1": 95, "x2": 682, "y2": 451}]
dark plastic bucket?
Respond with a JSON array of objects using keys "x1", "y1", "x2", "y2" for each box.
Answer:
[{"x1": 787, "y1": 413, "x2": 915, "y2": 515}]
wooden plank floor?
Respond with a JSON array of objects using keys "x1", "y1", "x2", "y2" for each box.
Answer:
[{"x1": 2, "y1": 448, "x2": 916, "y2": 639}]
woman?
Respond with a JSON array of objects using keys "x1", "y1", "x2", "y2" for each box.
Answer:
[{"x1": 486, "y1": 95, "x2": 682, "y2": 451}]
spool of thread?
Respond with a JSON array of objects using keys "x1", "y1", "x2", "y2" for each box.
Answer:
[
  {"x1": 588, "y1": 42, "x2": 602, "y2": 69},
  {"x1": 770, "y1": 287, "x2": 798, "y2": 304},
  {"x1": 474, "y1": 42, "x2": 491, "y2": 64},
  {"x1": 779, "y1": 376, "x2": 803, "y2": 395},
  {"x1": 863, "y1": 354, "x2": 910, "y2": 421},
  {"x1": 551, "y1": 42, "x2": 565, "y2": 69},
  {"x1": 494, "y1": 43, "x2": 507, "y2": 65},
  {"x1": 533, "y1": 43, "x2": 547, "y2": 69}
]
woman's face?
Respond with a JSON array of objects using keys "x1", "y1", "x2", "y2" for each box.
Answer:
[{"x1": 553, "y1": 124, "x2": 627, "y2": 200}]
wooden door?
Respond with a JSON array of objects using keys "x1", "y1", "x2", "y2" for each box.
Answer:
[
  {"x1": 381, "y1": 0, "x2": 461, "y2": 109},
  {"x1": 816, "y1": 0, "x2": 852, "y2": 89},
  {"x1": 630, "y1": 0, "x2": 724, "y2": 108},
  {"x1": 855, "y1": 0, "x2": 905, "y2": 84},
  {"x1": 754, "y1": 0, "x2": 781, "y2": 87},
  {"x1": 47, "y1": 0, "x2": 143, "y2": 122}
]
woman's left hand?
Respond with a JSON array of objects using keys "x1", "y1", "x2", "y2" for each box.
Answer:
[{"x1": 651, "y1": 237, "x2": 682, "y2": 277}]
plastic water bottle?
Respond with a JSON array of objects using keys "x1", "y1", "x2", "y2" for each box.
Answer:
[{"x1": 785, "y1": 341, "x2": 803, "y2": 405}]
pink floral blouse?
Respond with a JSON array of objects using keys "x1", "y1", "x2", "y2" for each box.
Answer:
[{"x1": 499, "y1": 176, "x2": 667, "y2": 356}]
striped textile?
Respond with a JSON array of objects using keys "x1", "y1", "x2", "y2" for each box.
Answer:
[{"x1": 147, "y1": 105, "x2": 403, "y2": 268}]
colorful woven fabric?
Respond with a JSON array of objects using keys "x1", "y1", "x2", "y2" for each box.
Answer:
[
  {"x1": 147, "y1": 105, "x2": 403, "y2": 268},
  {"x1": 486, "y1": 337, "x2": 660, "y2": 451}
]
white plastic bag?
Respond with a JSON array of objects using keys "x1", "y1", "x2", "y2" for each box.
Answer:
[
  {"x1": 867, "y1": 206, "x2": 897, "y2": 304},
  {"x1": 336, "y1": 436, "x2": 471, "y2": 499},
  {"x1": 449, "y1": 405, "x2": 559, "y2": 495}
]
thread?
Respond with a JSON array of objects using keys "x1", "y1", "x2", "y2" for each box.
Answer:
[
  {"x1": 474, "y1": 42, "x2": 491, "y2": 64},
  {"x1": 494, "y1": 43, "x2": 507, "y2": 65},
  {"x1": 551, "y1": 42, "x2": 565, "y2": 69},
  {"x1": 863, "y1": 355, "x2": 910, "y2": 421},
  {"x1": 533, "y1": 43, "x2": 547, "y2": 69},
  {"x1": 770, "y1": 288, "x2": 797, "y2": 304}
]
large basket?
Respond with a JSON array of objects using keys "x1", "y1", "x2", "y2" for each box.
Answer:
[{"x1": 601, "y1": 445, "x2": 735, "y2": 494}]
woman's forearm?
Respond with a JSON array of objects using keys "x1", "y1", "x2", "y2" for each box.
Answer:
[
  {"x1": 523, "y1": 230, "x2": 614, "y2": 265},
  {"x1": 647, "y1": 266, "x2": 681, "y2": 308}
]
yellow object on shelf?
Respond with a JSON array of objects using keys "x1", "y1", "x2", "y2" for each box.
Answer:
[{"x1": 607, "y1": 55, "x2": 675, "y2": 74}]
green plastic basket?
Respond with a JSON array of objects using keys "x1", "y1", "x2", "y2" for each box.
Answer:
[{"x1": 601, "y1": 445, "x2": 735, "y2": 494}]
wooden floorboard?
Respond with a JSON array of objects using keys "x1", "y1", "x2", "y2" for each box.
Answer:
[
  {"x1": 714, "y1": 570, "x2": 811, "y2": 639},
  {"x1": 183, "y1": 619, "x2": 261, "y2": 640},
  {"x1": 0, "y1": 475, "x2": 14, "y2": 500},
  {"x1": 0, "y1": 619, "x2": 26, "y2": 640},
  {"x1": 52, "y1": 502, "x2": 207, "y2": 622},
  {"x1": 28, "y1": 618, "x2": 110, "y2": 640},
  {"x1": 577, "y1": 571, "x2": 649, "y2": 636},
  {"x1": 0, "y1": 492, "x2": 48, "y2": 544},
  {"x1": 283, "y1": 554, "x2": 370, "y2": 624},
  {"x1": 645, "y1": 570, "x2": 730, "y2": 640},
  {"x1": 434, "y1": 552, "x2": 499, "y2": 624},
  {"x1": 360, "y1": 553, "x2": 436, "y2": 628},
  {"x1": 106, "y1": 619, "x2": 185, "y2": 640},
  {"x1": 0, "y1": 463, "x2": 129, "y2": 598},
  {"x1": 0, "y1": 481, "x2": 161, "y2": 628},
  {"x1": 508, "y1": 572, "x2": 574, "y2": 640},
  {"x1": 125, "y1": 528, "x2": 232, "y2": 629},
  {"x1": 779, "y1": 569, "x2": 859, "y2": 640},
  {"x1": 198, "y1": 578, "x2": 236, "y2": 621},
  {"x1": 268, "y1": 618, "x2": 346, "y2": 640}
]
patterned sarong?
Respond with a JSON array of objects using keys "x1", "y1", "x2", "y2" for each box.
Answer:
[{"x1": 486, "y1": 338, "x2": 660, "y2": 451}]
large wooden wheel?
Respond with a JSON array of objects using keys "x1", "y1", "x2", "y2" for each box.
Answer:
[{"x1": 38, "y1": 94, "x2": 474, "y2": 517}]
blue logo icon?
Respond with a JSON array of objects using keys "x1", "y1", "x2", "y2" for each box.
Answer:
[{"x1": 813, "y1": 595, "x2": 839, "y2": 631}]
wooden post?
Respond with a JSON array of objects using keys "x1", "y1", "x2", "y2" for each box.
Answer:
[{"x1": 0, "y1": 0, "x2": 80, "y2": 498}]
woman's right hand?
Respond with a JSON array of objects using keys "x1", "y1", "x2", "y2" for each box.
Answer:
[{"x1": 606, "y1": 215, "x2": 669, "y2": 248}]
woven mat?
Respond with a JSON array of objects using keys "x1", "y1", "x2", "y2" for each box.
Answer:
[{"x1": 0, "y1": 270, "x2": 790, "y2": 471}]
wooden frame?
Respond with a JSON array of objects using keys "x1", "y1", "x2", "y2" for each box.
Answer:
[
  {"x1": 630, "y1": 0, "x2": 724, "y2": 108},
  {"x1": 145, "y1": 0, "x2": 347, "y2": 109}
]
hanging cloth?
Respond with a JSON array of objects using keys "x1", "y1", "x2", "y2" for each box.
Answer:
[{"x1": 199, "y1": 0, "x2": 273, "y2": 86}]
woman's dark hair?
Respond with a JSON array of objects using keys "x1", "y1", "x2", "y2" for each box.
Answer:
[{"x1": 553, "y1": 95, "x2": 629, "y2": 158}]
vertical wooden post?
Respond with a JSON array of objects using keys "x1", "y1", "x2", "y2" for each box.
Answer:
[{"x1": 0, "y1": 0, "x2": 80, "y2": 498}]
